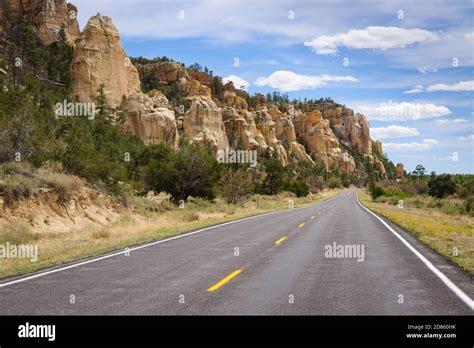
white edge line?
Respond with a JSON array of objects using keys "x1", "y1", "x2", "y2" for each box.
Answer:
[
  {"x1": 0, "y1": 192, "x2": 343, "y2": 288},
  {"x1": 356, "y1": 192, "x2": 474, "y2": 311}
]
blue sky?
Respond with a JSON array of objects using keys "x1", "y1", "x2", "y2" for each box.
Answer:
[{"x1": 73, "y1": 0, "x2": 473, "y2": 174}]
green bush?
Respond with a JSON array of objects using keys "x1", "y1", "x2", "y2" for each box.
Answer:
[
  {"x1": 428, "y1": 174, "x2": 456, "y2": 199},
  {"x1": 369, "y1": 183, "x2": 384, "y2": 201},
  {"x1": 463, "y1": 196, "x2": 474, "y2": 216},
  {"x1": 328, "y1": 177, "x2": 342, "y2": 189}
]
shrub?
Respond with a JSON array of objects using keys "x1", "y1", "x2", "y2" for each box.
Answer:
[
  {"x1": 219, "y1": 168, "x2": 253, "y2": 204},
  {"x1": 328, "y1": 177, "x2": 342, "y2": 189},
  {"x1": 463, "y1": 196, "x2": 474, "y2": 216},
  {"x1": 181, "y1": 211, "x2": 200, "y2": 222},
  {"x1": 428, "y1": 174, "x2": 456, "y2": 199},
  {"x1": 369, "y1": 183, "x2": 384, "y2": 201},
  {"x1": 158, "y1": 143, "x2": 219, "y2": 204},
  {"x1": 0, "y1": 223, "x2": 37, "y2": 244},
  {"x1": 307, "y1": 175, "x2": 325, "y2": 193},
  {"x1": 286, "y1": 178, "x2": 310, "y2": 197},
  {"x1": 1, "y1": 175, "x2": 37, "y2": 207}
]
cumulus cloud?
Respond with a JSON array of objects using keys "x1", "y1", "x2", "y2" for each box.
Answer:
[
  {"x1": 458, "y1": 134, "x2": 474, "y2": 141},
  {"x1": 223, "y1": 75, "x2": 250, "y2": 91},
  {"x1": 304, "y1": 26, "x2": 438, "y2": 55},
  {"x1": 370, "y1": 125, "x2": 420, "y2": 140},
  {"x1": 352, "y1": 101, "x2": 451, "y2": 121},
  {"x1": 384, "y1": 139, "x2": 438, "y2": 152},
  {"x1": 254, "y1": 71, "x2": 357, "y2": 92}
]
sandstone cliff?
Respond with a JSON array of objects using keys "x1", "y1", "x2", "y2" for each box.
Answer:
[
  {"x1": 183, "y1": 80, "x2": 229, "y2": 153},
  {"x1": 1, "y1": 2, "x2": 391, "y2": 178},
  {"x1": 72, "y1": 13, "x2": 141, "y2": 107},
  {"x1": 0, "y1": 0, "x2": 80, "y2": 46},
  {"x1": 120, "y1": 90, "x2": 179, "y2": 148}
]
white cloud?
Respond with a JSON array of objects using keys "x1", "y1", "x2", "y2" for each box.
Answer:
[
  {"x1": 254, "y1": 71, "x2": 357, "y2": 92},
  {"x1": 458, "y1": 134, "x2": 474, "y2": 141},
  {"x1": 352, "y1": 101, "x2": 451, "y2": 121},
  {"x1": 384, "y1": 139, "x2": 438, "y2": 152},
  {"x1": 404, "y1": 85, "x2": 424, "y2": 94},
  {"x1": 417, "y1": 66, "x2": 438, "y2": 74},
  {"x1": 426, "y1": 80, "x2": 474, "y2": 92},
  {"x1": 223, "y1": 75, "x2": 250, "y2": 91},
  {"x1": 371, "y1": 125, "x2": 420, "y2": 140},
  {"x1": 404, "y1": 80, "x2": 474, "y2": 94},
  {"x1": 304, "y1": 26, "x2": 438, "y2": 55},
  {"x1": 435, "y1": 119, "x2": 468, "y2": 125},
  {"x1": 464, "y1": 32, "x2": 474, "y2": 43}
]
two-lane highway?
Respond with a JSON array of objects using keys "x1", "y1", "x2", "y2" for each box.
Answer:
[{"x1": 0, "y1": 190, "x2": 472, "y2": 315}]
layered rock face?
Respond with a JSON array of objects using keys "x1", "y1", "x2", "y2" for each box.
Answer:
[
  {"x1": 294, "y1": 110, "x2": 356, "y2": 174},
  {"x1": 0, "y1": 0, "x2": 80, "y2": 46},
  {"x1": 183, "y1": 80, "x2": 229, "y2": 153},
  {"x1": 120, "y1": 90, "x2": 179, "y2": 148},
  {"x1": 72, "y1": 13, "x2": 141, "y2": 107},
  {"x1": 267, "y1": 105, "x2": 313, "y2": 163}
]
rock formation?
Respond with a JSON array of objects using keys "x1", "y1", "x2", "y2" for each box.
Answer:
[
  {"x1": 0, "y1": 0, "x2": 80, "y2": 46},
  {"x1": 373, "y1": 140, "x2": 383, "y2": 157},
  {"x1": 72, "y1": 13, "x2": 141, "y2": 107},
  {"x1": 396, "y1": 163, "x2": 405, "y2": 178},
  {"x1": 294, "y1": 110, "x2": 356, "y2": 174},
  {"x1": 267, "y1": 105, "x2": 313, "y2": 163},
  {"x1": 183, "y1": 80, "x2": 229, "y2": 153},
  {"x1": 120, "y1": 90, "x2": 179, "y2": 148}
]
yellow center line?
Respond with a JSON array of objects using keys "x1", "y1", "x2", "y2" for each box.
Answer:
[
  {"x1": 275, "y1": 236, "x2": 288, "y2": 245},
  {"x1": 207, "y1": 268, "x2": 243, "y2": 292},
  {"x1": 299, "y1": 223, "x2": 305, "y2": 228}
]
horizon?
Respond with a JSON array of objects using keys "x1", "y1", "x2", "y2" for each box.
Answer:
[{"x1": 73, "y1": 0, "x2": 474, "y2": 174}]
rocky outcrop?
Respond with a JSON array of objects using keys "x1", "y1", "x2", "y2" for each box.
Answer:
[
  {"x1": 267, "y1": 105, "x2": 313, "y2": 163},
  {"x1": 294, "y1": 110, "x2": 356, "y2": 174},
  {"x1": 183, "y1": 80, "x2": 229, "y2": 153},
  {"x1": 320, "y1": 106, "x2": 372, "y2": 156},
  {"x1": 72, "y1": 13, "x2": 141, "y2": 107},
  {"x1": 396, "y1": 163, "x2": 405, "y2": 178},
  {"x1": 373, "y1": 140, "x2": 383, "y2": 157},
  {"x1": 120, "y1": 90, "x2": 179, "y2": 148},
  {"x1": 0, "y1": 0, "x2": 80, "y2": 46},
  {"x1": 136, "y1": 61, "x2": 190, "y2": 95}
]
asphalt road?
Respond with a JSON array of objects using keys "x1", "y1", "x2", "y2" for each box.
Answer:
[{"x1": 0, "y1": 190, "x2": 472, "y2": 315}]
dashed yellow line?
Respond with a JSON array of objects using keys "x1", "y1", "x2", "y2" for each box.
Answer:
[
  {"x1": 207, "y1": 268, "x2": 244, "y2": 292},
  {"x1": 299, "y1": 223, "x2": 305, "y2": 228},
  {"x1": 275, "y1": 236, "x2": 288, "y2": 245}
]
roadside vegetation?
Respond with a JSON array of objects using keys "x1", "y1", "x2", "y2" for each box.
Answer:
[
  {"x1": 361, "y1": 166, "x2": 474, "y2": 275},
  {"x1": 0, "y1": 187, "x2": 343, "y2": 280}
]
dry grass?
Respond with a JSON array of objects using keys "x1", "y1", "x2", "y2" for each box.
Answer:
[
  {"x1": 0, "y1": 189, "x2": 344, "y2": 280},
  {"x1": 359, "y1": 191, "x2": 474, "y2": 275}
]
